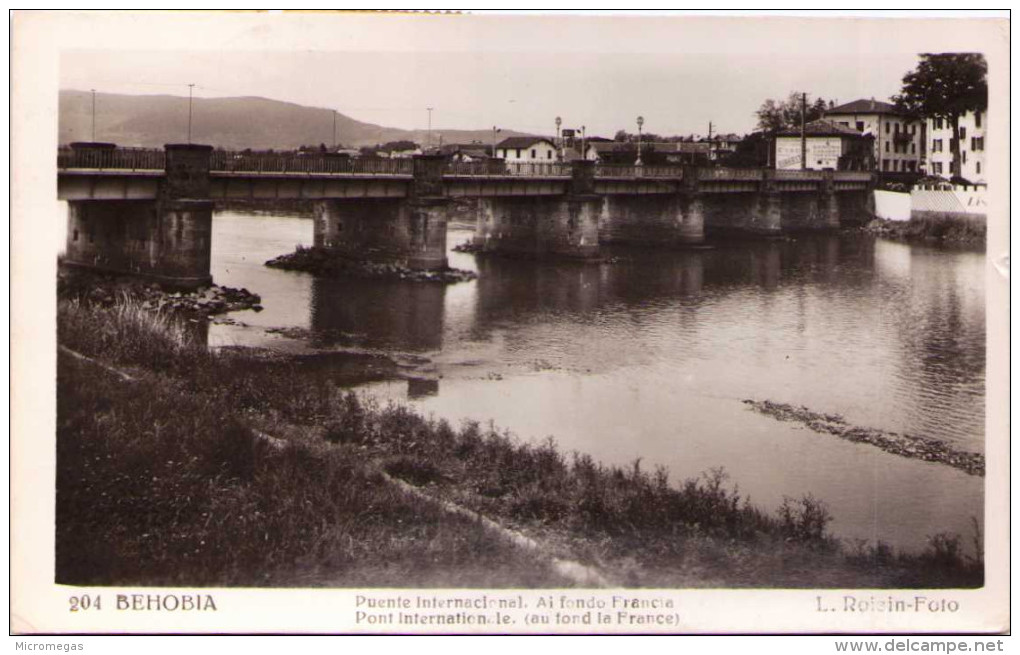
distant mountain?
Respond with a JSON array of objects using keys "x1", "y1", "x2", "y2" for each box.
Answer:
[{"x1": 59, "y1": 90, "x2": 533, "y2": 150}]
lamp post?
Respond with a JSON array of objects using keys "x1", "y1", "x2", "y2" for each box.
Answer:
[
  {"x1": 636, "y1": 115, "x2": 645, "y2": 166},
  {"x1": 581, "y1": 125, "x2": 586, "y2": 161},
  {"x1": 90, "y1": 89, "x2": 96, "y2": 142},
  {"x1": 492, "y1": 126, "x2": 500, "y2": 158},
  {"x1": 426, "y1": 107, "x2": 433, "y2": 150},
  {"x1": 555, "y1": 116, "x2": 562, "y2": 159},
  {"x1": 187, "y1": 83, "x2": 196, "y2": 144}
]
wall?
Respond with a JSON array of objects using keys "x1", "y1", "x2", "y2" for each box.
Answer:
[
  {"x1": 826, "y1": 112, "x2": 923, "y2": 173},
  {"x1": 874, "y1": 190, "x2": 911, "y2": 221},
  {"x1": 497, "y1": 141, "x2": 558, "y2": 162},
  {"x1": 598, "y1": 194, "x2": 703, "y2": 245}
]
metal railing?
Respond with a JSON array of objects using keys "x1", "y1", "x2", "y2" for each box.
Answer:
[
  {"x1": 697, "y1": 167, "x2": 763, "y2": 181},
  {"x1": 773, "y1": 169, "x2": 825, "y2": 181},
  {"x1": 57, "y1": 147, "x2": 165, "y2": 171},
  {"x1": 445, "y1": 161, "x2": 571, "y2": 177},
  {"x1": 594, "y1": 164, "x2": 684, "y2": 178},
  {"x1": 832, "y1": 171, "x2": 873, "y2": 182},
  {"x1": 209, "y1": 152, "x2": 413, "y2": 175}
]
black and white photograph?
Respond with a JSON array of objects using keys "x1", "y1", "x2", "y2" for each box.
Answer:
[{"x1": 10, "y1": 10, "x2": 1010, "y2": 637}]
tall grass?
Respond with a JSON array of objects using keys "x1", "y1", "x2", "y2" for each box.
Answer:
[{"x1": 56, "y1": 295, "x2": 983, "y2": 588}]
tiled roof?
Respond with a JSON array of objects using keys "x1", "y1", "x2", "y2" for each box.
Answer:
[
  {"x1": 496, "y1": 136, "x2": 555, "y2": 149},
  {"x1": 777, "y1": 119, "x2": 869, "y2": 137},
  {"x1": 826, "y1": 98, "x2": 902, "y2": 115}
]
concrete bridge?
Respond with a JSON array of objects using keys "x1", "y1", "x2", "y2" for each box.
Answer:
[{"x1": 57, "y1": 142, "x2": 874, "y2": 288}]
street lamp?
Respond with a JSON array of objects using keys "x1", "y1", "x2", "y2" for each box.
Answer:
[
  {"x1": 187, "y1": 83, "x2": 196, "y2": 144},
  {"x1": 555, "y1": 116, "x2": 562, "y2": 159},
  {"x1": 426, "y1": 107, "x2": 433, "y2": 150},
  {"x1": 636, "y1": 115, "x2": 645, "y2": 166}
]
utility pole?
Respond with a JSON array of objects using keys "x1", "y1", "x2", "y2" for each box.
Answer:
[
  {"x1": 555, "y1": 116, "x2": 562, "y2": 160},
  {"x1": 90, "y1": 89, "x2": 96, "y2": 142},
  {"x1": 187, "y1": 83, "x2": 196, "y2": 144},
  {"x1": 708, "y1": 121, "x2": 713, "y2": 161},
  {"x1": 492, "y1": 126, "x2": 500, "y2": 158},
  {"x1": 636, "y1": 116, "x2": 644, "y2": 166},
  {"x1": 800, "y1": 92, "x2": 807, "y2": 170}
]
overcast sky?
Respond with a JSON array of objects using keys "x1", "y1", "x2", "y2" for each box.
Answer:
[{"x1": 54, "y1": 12, "x2": 1002, "y2": 138}]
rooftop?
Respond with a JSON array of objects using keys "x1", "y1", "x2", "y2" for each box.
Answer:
[
  {"x1": 777, "y1": 119, "x2": 873, "y2": 137},
  {"x1": 496, "y1": 136, "x2": 554, "y2": 149},
  {"x1": 826, "y1": 98, "x2": 902, "y2": 116}
]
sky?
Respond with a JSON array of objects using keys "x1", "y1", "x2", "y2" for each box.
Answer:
[{"x1": 51, "y1": 12, "x2": 1004, "y2": 139}]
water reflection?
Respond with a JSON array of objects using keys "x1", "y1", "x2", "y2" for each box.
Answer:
[
  {"x1": 310, "y1": 277, "x2": 446, "y2": 352},
  {"x1": 209, "y1": 215, "x2": 986, "y2": 551}
]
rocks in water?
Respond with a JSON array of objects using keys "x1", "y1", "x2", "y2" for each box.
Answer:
[
  {"x1": 58, "y1": 269, "x2": 263, "y2": 318},
  {"x1": 265, "y1": 247, "x2": 478, "y2": 284},
  {"x1": 742, "y1": 399, "x2": 985, "y2": 477}
]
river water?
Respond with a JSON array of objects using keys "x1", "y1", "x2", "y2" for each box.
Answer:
[{"x1": 209, "y1": 210, "x2": 986, "y2": 554}]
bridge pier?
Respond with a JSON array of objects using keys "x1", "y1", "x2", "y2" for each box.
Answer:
[
  {"x1": 473, "y1": 161, "x2": 601, "y2": 259},
  {"x1": 62, "y1": 143, "x2": 213, "y2": 288},
  {"x1": 598, "y1": 193, "x2": 705, "y2": 246}
]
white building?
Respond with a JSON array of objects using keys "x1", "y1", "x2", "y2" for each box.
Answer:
[
  {"x1": 495, "y1": 137, "x2": 558, "y2": 162},
  {"x1": 925, "y1": 109, "x2": 986, "y2": 183},
  {"x1": 773, "y1": 120, "x2": 873, "y2": 171},
  {"x1": 825, "y1": 99, "x2": 924, "y2": 174}
]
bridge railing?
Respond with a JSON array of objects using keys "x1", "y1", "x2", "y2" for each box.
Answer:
[
  {"x1": 697, "y1": 167, "x2": 763, "y2": 181},
  {"x1": 209, "y1": 152, "x2": 414, "y2": 176},
  {"x1": 832, "y1": 171, "x2": 873, "y2": 182},
  {"x1": 773, "y1": 169, "x2": 826, "y2": 181},
  {"x1": 57, "y1": 147, "x2": 165, "y2": 171},
  {"x1": 445, "y1": 161, "x2": 571, "y2": 177},
  {"x1": 594, "y1": 164, "x2": 684, "y2": 179}
]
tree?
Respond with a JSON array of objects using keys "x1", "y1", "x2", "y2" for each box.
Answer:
[
  {"x1": 755, "y1": 92, "x2": 831, "y2": 132},
  {"x1": 893, "y1": 53, "x2": 987, "y2": 183}
]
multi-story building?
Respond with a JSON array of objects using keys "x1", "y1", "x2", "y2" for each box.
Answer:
[
  {"x1": 824, "y1": 99, "x2": 924, "y2": 174},
  {"x1": 925, "y1": 109, "x2": 986, "y2": 183}
]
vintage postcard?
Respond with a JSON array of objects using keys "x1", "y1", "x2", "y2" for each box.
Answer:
[{"x1": 10, "y1": 10, "x2": 1010, "y2": 636}]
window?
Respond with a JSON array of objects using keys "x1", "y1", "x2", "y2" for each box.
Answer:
[
  {"x1": 959, "y1": 127, "x2": 967, "y2": 140},
  {"x1": 972, "y1": 137, "x2": 984, "y2": 151},
  {"x1": 935, "y1": 117, "x2": 944, "y2": 129},
  {"x1": 894, "y1": 123, "x2": 900, "y2": 133},
  {"x1": 976, "y1": 162, "x2": 981, "y2": 174},
  {"x1": 547, "y1": 150, "x2": 552, "y2": 160},
  {"x1": 839, "y1": 121, "x2": 849, "y2": 128},
  {"x1": 885, "y1": 122, "x2": 890, "y2": 133},
  {"x1": 908, "y1": 161, "x2": 916, "y2": 172},
  {"x1": 934, "y1": 162, "x2": 943, "y2": 174},
  {"x1": 962, "y1": 150, "x2": 967, "y2": 164},
  {"x1": 531, "y1": 149, "x2": 536, "y2": 158},
  {"x1": 975, "y1": 112, "x2": 982, "y2": 128},
  {"x1": 932, "y1": 139, "x2": 942, "y2": 152},
  {"x1": 884, "y1": 141, "x2": 889, "y2": 152},
  {"x1": 856, "y1": 121, "x2": 865, "y2": 132},
  {"x1": 515, "y1": 148, "x2": 521, "y2": 158},
  {"x1": 882, "y1": 160, "x2": 890, "y2": 171}
]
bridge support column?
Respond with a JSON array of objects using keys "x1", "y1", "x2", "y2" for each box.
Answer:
[
  {"x1": 314, "y1": 198, "x2": 450, "y2": 270},
  {"x1": 62, "y1": 143, "x2": 214, "y2": 288},
  {"x1": 819, "y1": 170, "x2": 841, "y2": 229},
  {"x1": 748, "y1": 171, "x2": 783, "y2": 236}
]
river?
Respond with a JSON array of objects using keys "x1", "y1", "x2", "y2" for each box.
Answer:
[{"x1": 208, "y1": 210, "x2": 986, "y2": 554}]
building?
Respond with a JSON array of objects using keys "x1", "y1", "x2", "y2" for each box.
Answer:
[
  {"x1": 495, "y1": 137, "x2": 558, "y2": 162},
  {"x1": 824, "y1": 98, "x2": 924, "y2": 174},
  {"x1": 925, "y1": 109, "x2": 986, "y2": 183},
  {"x1": 708, "y1": 133, "x2": 743, "y2": 161},
  {"x1": 438, "y1": 143, "x2": 493, "y2": 162},
  {"x1": 773, "y1": 119, "x2": 874, "y2": 171}
]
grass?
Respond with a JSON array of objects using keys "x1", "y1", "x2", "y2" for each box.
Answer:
[{"x1": 56, "y1": 296, "x2": 984, "y2": 588}]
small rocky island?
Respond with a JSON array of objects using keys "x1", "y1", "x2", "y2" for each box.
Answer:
[{"x1": 266, "y1": 246, "x2": 477, "y2": 283}]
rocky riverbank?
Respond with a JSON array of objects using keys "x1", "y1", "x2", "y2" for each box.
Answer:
[
  {"x1": 266, "y1": 246, "x2": 477, "y2": 283},
  {"x1": 743, "y1": 399, "x2": 984, "y2": 477},
  {"x1": 58, "y1": 268, "x2": 263, "y2": 317}
]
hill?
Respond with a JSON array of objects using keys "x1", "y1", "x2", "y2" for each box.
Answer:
[{"x1": 59, "y1": 90, "x2": 532, "y2": 150}]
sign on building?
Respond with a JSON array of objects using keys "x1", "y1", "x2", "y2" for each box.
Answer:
[{"x1": 775, "y1": 137, "x2": 843, "y2": 170}]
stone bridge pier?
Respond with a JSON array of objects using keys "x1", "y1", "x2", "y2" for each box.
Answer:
[
  {"x1": 63, "y1": 143, "x2": 213, "y2": 288},
  {"x1": 315, "y1": 156, "x2": 451, "y2": 270},
  {"x1": 472, "y1": 161, "x2": 601, "y2": 259}
]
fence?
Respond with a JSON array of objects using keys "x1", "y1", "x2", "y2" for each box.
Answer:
[
  {"x1": 57, "y1": 147, "x2": 165, "y2": 171},
  {"x1": 209, "y1": 152, "x2": 413, "y2": 175},
  {"x1": 445, "y1": 161, "x2": 571, "y2": 177},
  {"x1": 594, "y1": 164, "x2": 684, "y2": 179}
]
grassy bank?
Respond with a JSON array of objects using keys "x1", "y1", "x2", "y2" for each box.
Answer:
[
  {"x1": 56, "y1": 296, "x2": 983, "y2": 588},
  {"x1": 864, "y1": 216, "x2": 986, "y2": 246}
]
